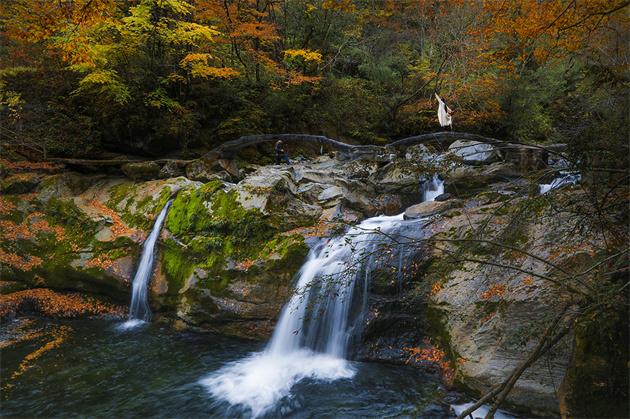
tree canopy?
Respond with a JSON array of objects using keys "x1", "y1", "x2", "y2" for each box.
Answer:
[{"x1": 1, "y1": 0, "x2": 628, "y2": 160}]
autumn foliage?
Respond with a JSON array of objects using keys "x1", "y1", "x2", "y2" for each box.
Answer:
[
  {"x1": 0, "y1": 1, "x2": 626, "y2": 154},
  {"x1": 0, "y1": 288, "x2": 125, "y2": 319},
  {"x1": 405, "y1": 339, "x2": 455, "y2": 385}
]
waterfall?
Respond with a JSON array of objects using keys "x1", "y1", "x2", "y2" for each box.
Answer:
[
  {"x1": 120, "y1": 199, "x2": 172, "y2": 329},
  {"x1": 422, "y1": 174, "x2": 444, "y2": 202},
  {"x1": 539, "y1": 171, "x2": 581, "y2": 194},
  {"x1": 202, "y1": 179, "x2": 443, "y2": 416}
]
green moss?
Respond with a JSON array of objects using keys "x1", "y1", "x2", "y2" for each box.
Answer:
[
  {"x1": 426, "y1": 301, "x2": 461, "y2": 365},
  {"x1": 46, "y1": 198, "x2": 97, "y2": 235},
  {"x1": 108, "y1": 182, "x2": 138, "y2": 210},
  {"x1": 165, "y1": 180, "x2": 221, "y2": 235},
  {"x1": 91, "y1": 236, "x2": 137, "y2": 260},
  {"x1": 107, "y1": 181, "x2": 177, "y2": 230},
  {"x1": 188, "y1": 235, "x2": 224, "y2": 253},
  {"x1": 258, "y1": 234, "x2": 308, "y2": 273},
  {"x1": 161, "y1": 242, "x2": 195, "y2": 293},
  {"x1": 157, "y1": 180, "x2": 309, "y2": 301}
]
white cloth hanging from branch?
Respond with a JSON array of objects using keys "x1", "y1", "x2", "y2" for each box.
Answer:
[{"x1": 435, "y1": 93, "x2": 452, "y2": 128}]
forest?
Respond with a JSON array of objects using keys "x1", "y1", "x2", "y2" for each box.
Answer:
[
  {"x1": 1, "y1": 0, "x2": 627, "y2": 159},
  {"x1": 0, "y1": 1, "x2": 628, "y2": 418}
]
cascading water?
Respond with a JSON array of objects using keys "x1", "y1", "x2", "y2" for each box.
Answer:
[
  {"x1": 202, "y1": 179, "x2": 444, "y2": 417},
  {"x1": 539, "y1": 171, "x2": 581, "y2": 194},
  {"x1": 422, "y1": 174, "x2": 445, "y2": 202},
  {"x1": 120, "y1": 199, "x2": 172, "y2": 329}
]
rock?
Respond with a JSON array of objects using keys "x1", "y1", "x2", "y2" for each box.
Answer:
[
  {"x1": 318, "y1": 185, "x2": 343, "y2": 202},
  {"x1": 37, "y1": 172, "x2": 91, "y2": 202},
  {"x1": 121, "y1": 161, "x2": 161, "y2": 180},
  {"x1": 368, "y1": 160, "x2": 423, "y2": 192},
  {"x1": 404, "y1": 200, "x2": 452, "y2": 219},
  {"x1": 336, "y1": 145, "x2": 395, "y2": 162},
  {"x1": 235, "y1": 165, "x2": 321, "y2": 227},
  {"x1": 502, "y1": 144, "x2": 548, "y2": 172},
  {"x1": 370, "y1": 194, "x2": 403, "y2": 215},
  {"x1": 420, "y1": 203, "x2": 610, "y2": 416},
  {"x1": 444, "y1": 162, "x2": 522, "y2": 197},
  {"x1": 342, "y1": 160, "x2": 379, "y2": 180},
  {"x1": 295, "y1": 182, "x2": 327, "y2": 202},
  {"x1": 434, "y1": 192, "x2": 452, "y2": 201},
  {"x1": 0, "y1": 173, "x2": 40, "y2": 194},
  {"x1": 218, "y1": 158, "x2": 240, "y2": 178},
  {"x1": 404, "y1": 144, "x2": 438, "y2": 163},
  {"x1": 448, "y1": 140, "x2": 499, "y2": 165},
  {"x1": 159, "y1": 161, "x2": 183, "y2": 178},
  {"x1": 184, "y1": 159, "x2": 224, "y2": 182},
  {"x1": 318, "y1": 204, "x2": 362, "y2": 224}
]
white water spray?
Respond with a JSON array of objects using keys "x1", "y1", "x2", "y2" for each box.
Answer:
[
  {"x1": 422, "y1": 174, "x2": 445, "y2": 202},
  {"x1": 202, "y1": 178, "x2": 444, "y2": 416},
  {"x1": 120, "y1": 199, "x2": 172, "y2": 329},
  {"x1": 539, "y1": 171, "x2": 581, "y2": 194}
]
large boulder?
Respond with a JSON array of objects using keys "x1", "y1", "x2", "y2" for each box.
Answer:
[
  {"x1": 159, "y1": 161, "x2": 184, "y2": 178},
  {"x1": 234, "y1": 166, "x2": 321, "y2": 227},
  {"x1": 417, "y1": 196, "x2": 624, "y2": 417},
  {"x1": 404, "y1": 200, "x2": 453, "y2": 219},
  {"x1": 36, "y1": 172, "x2": 92, "y2": 202},
  {"x1": 368, "y1": 160, "x2": 423, "y2": 193},
  {"x1": 444, "y1": 162, "x2": 521, "y2": 196},
  {"x1": 448, "y1": 140, "x2": 499, "y2": 165}
]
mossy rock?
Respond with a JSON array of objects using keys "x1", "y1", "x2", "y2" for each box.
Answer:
[
  {"x1": 0, "y1": 173, "x2": 40, "y2": 194},
  {"x1": 121, "y1": 162, "x2": 161, "y2": 180}
]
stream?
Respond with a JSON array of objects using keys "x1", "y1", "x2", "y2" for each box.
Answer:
[{"x1": 1, "y1": 317, "x2": 450, "y2": 418}]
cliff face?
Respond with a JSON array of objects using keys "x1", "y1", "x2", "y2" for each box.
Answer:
[{"x1": 1, "y1": 146, "x2": 626, "y2": 416}]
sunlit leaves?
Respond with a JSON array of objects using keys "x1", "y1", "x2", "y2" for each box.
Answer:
[
  {"x1": 179, "y1": 53, "x2": 239, "y2": 79},
  {"x1": 283, "y1": 49, "x2": 323, "y2": 64},
  {"x1": 169, "y1": 22, "x2": 220, "y2": 46},
  {"x1": 76, "y1": 70, "x2": 131, "y2": 105}
]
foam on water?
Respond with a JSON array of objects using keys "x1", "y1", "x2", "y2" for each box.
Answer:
[
  {"x1": 422, "y1": 174, "x2": 445, "y2": 202},
  {"x1": 201, "y1": 350, "x2": 354, "y2": 417},
  {"x1": 116, "y1": 319, "x2": 146, "y2": 331},
  {"x1": 539, "y1": 171, "x2": 581, "y2": 194},
  {"x1": 451, "y1": 402, "x2": 515, "y2": 419}
]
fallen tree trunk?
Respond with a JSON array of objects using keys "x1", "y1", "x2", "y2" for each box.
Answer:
[
  {"x1": 48, "y1": 158, "x2": 194, "y2": 167},
  {"x1": 203, "y1": 131, "x2": 507, "y2": 160},
  {"x1": 388, "y1": 131, "x2": 505, "y2": 148}
]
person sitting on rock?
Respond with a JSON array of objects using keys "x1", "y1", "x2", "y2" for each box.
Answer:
[{"x1": 275, "y1": 140, "x2": 291, "y2": 165}]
